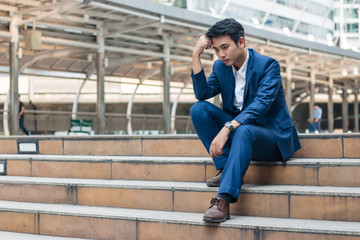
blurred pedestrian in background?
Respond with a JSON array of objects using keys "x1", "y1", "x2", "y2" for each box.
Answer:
[{"x1": 18, "y1": 95, "x2": 30, "y2": 135}]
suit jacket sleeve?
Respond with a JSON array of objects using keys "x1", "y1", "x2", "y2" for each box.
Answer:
[
  {"x1": 234, "y1": 59, "x2": 282, "y2": 125},
  {"x1": 191, "y1": 63, "x2": 221, "y2": 100}
]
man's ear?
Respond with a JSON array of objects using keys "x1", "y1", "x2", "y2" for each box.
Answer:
[{"x1": 238, "y1": 37, "x2": 245, "y2": 47}]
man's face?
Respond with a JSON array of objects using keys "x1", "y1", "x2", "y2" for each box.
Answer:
[{"x1": 212, "y1": 34, "x2": 245, "y2": 69}]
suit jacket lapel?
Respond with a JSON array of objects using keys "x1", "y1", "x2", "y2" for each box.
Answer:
[
  {"x1": 243, "y1": 49, "x2": 254, "y2": 107},
  {"x1": 226, "y1": 67, "x2": 235, "y2": 108}
]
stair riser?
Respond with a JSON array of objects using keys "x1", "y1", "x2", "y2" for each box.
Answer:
[
  {"x1": 0, "y1": 183, "x2": 358, "y2": 221},
  {"x1": 0, "y1": 184, "x2": 77, "y2": 204},
  {"x1": 0, "y1": 212, "x2": 38, "y2": 234},
  {"x1": 6, "y1": 160, "x2": 360, "y2": 187},
  {"x1": 0, "y1": 211, "x2": 358, "y2": 240},
  {"x1": 79, "y1": 189, "x2": 360, "y2": 222},
  {"x1": 0, "y1": 212, "x2": 134, "y2": 240},
  {"x1": 141, "y1": 222, "x2": 360, "y2": 240},
  {"x1": 7, "y1": 160, "x2": 206, "y2": 182},
  {"x1": 0, "y1": 136, "x2": 359, "y2": 158},
  {"x1": 244, "y1": 165, "x2": 360, "y2": 187}
]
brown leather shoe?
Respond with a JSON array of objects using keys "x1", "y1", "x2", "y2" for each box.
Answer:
[
  {"x1": 206, "y1": 169, "x2": 222, "y2": 187},
  {"x1": 206, "y1": 169, "x2": 245, "y2": 187},
  {"x1": 203, "y1": 197, "x2": 230, "y2": 223}
]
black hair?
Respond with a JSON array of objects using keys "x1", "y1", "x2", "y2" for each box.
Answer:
[{"x1": 205, "y1": 18, "x2": 245, "y2": 46}]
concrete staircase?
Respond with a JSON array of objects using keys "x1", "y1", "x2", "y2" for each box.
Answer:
[{"x1": 0, "y1": 134, "x2": 359, "y2": 240}]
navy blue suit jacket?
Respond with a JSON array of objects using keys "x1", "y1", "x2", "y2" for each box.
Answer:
[{"x1": 192, "y1": 48, "x2": 301, "y2": 160}]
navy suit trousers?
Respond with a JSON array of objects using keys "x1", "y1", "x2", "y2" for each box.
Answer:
[{"x1": 191, "y1": 101, "x2": 282, "y2": 202}]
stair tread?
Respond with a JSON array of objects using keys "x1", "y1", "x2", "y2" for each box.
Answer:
[
  {"x1": 1, "y1": 154, "x2": 360, "y2": 165},
  {"x1": 0, "y1": 176, "x2": 359, "y2": 196},
  {"x1": 0, "y1": 231, "x2": 91, "y2": 240},
  {"x1": 0, "y1": 200, "x2": 359, "y2": 235}
]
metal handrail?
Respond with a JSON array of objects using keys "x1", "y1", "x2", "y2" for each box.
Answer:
[{"x1": 0, "y1": 109, "x2": 194, "y2": 135}]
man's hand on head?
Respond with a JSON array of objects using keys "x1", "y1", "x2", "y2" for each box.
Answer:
[
  {"x1": 192, "y1": 35, "x2": 212, "y2": 75},
  {"x1": 193, "y1": 35, "x2": 212, "y2": 57}
]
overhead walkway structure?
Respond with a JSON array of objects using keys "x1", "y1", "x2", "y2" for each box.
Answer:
[{"x1": 0, "y1": 0, "x2": 360, "y2": 134}]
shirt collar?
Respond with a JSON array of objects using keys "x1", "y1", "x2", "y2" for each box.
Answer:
[{"x1": 232, "y1": 49, "x2": 249, "y2": 78}]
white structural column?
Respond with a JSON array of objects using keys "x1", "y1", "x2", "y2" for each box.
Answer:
[
  {"x1": 285, "y1": 64, "x2": 292, "y2": 115},
  {"x1": 72, "y1": 78, "x2": 88, "y2": 120},
  {"x1": 309, "y1": 70, "x2": 316, "y2": 123},
  {"x1": 3, "y1": 92, "x2": 10, "y2": 136},
  {"x1": 126, "y1": 70, "x2": 159, "y2": 135},
  {"x1": 127, "y1": 83, "x2": 141, "y2": 135},
  {"x1": 328, "y1": 77, "x2": 334, "y2": 132},
  {"x1": 342, "y1": 82, "x2": 349, "y2": 132},
  {"x1": 9, "y1": 15, "x2": 19, "y2": 135},
  {"x1": 163, "y1": 38, "x2": 171, "y2": 134},
  {"x1": 171, "y1": 84, "x2": 185, "y2": 134},
  {"x1": 354, "y1": 79, "x2": 359, "y2": 132},
  {"x1": 96, "y1": 25, "x2": 106, "y2": 134}
]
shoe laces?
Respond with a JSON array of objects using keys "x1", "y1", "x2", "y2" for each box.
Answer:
[{"x1": 210, "y1": 197, "x2": 221, "y2": 206}]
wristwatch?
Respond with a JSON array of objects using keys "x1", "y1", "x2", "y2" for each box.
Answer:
[{"x1": 224, "y1": 121, "x2": 235, "y2": 132}]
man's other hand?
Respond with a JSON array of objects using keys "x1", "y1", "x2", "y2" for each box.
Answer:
[{"x1": 209, "y1": 127, "x2": 230, "y2": 159}]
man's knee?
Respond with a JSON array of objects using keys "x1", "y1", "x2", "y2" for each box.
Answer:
[
  {"x1": 235, "y1": 124, "x2": 253, "y2": 133},
  {"x1": 233, "y1": 124, "x2": 254, "y2": 140},
  {"x1": 190, "y1": 101, "x2": 209, "y2": 119}
]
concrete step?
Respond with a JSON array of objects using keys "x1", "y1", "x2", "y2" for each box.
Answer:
[
  {"x1": 0, "y1": 134, "x2": 359, "y2": 158},
  {"x1": 0, "y1": 176, "x2": 359, "y2": 222},
  {"x1": 2, "y1": 154, "x2": 360, "y2": 187},
  {"x1": 0, "y1": 200, "x2": 359, "y2": 240},
  {"x1": 0, "y1": 231, "x2": 91, "y2": 240}
]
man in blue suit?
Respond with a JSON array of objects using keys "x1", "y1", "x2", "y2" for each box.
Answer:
[{"x1": 190, "y1": 18, "x2": 301, "y2": 223}]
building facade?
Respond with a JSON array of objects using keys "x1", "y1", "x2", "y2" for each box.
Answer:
[
  {"x1": 186, "y1": 0, "x2": 334, "y2": 45},
  {"x1": 334, "y1": 0, "x2": 360, "y2": 51}
]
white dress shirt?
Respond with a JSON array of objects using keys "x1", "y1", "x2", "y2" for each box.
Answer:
[{"x1": 233, "y1": 49, "x2": 249, "y2": 110}]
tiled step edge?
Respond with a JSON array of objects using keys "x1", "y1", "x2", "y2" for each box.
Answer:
[
  {"x1": 1, "y1": 154, "x2": 360, "y2": 166},
  {"x1": 0, "y1": 200, "x2": 359, "y2": 237},
  {"x1": 2, "y1": 155, "x2": 360, "y2": 187},
  {"x1": 0, "y1": 176, "x2": 359, "y2": 197},
  {"x1": 1, "y1": 133, "x2": 360, "y2": 158},
  {"x1": 0, "y1": 176, "x2": 359, "y2": 221}
]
